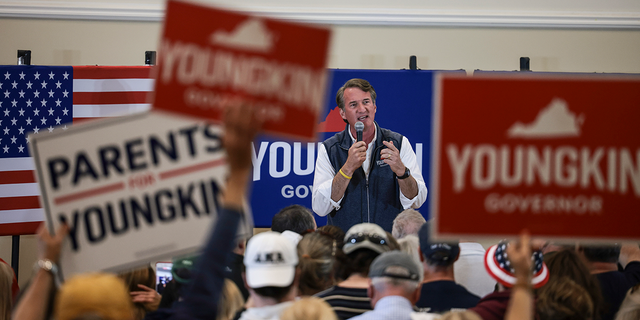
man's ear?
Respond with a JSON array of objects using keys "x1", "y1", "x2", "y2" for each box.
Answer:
[
  {"x1": 339, "y1": 107, "x2": 346, "y2": 120},
  {"x1": 411, "y1": 284, "x2": 422, "y2": 304},
  {"x1": 418, "y1": 247, "x2": 425, "y2": 262},
  {"x1": 367, "y1": 281, "x2": 374, "y2": 300},
  {"x1": 242, "y1": 272, "x2": 250, "y2": 290}
]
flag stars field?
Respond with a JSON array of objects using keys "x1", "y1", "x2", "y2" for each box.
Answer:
[
  {"x1": 1, "y1": 65, "x2": 152, "y2": 233},
  {"x1": 0, "y1": 67, "x2": 73, "y2": 156}
]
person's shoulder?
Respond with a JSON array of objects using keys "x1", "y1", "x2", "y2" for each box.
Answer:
[
  {"x1": 475, "y1": 289, "x2": 511, "y2": 303},
  {"x1": 596, "y1": 270, "x2": 628, "y2": 282},
  {"x1": 452, "y1": 282, "x2": 480, "y2": 295},
  {"x1": 422, "y1": 280, "x2": 457, "y2": 290},
  {"x1": 323, "y1": 129, "x2": 348, "y2": 148},
  {"x1": 315, "y1": 285, "x2": 368, "y2": 298},
  {"x1": 315, "y1": 285, "x2": 338, "y2": 298},
  {"x1": 378, "y1": 126, "x2": 403, "y2": 144},
  {"x1": 378, "y1": 126, "x2": 401, "y2": 136},
  {"x1": 624, "y1": 261, "x2": 640, "y2": 272}
]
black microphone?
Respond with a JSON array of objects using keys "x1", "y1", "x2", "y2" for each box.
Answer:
[{"x1": 355, "y1": 121, "x2": 364, "y2": 142}]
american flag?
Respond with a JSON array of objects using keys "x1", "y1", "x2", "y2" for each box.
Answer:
[{"x1": 0, "y1": 65, "x2": 153, "y2": 235}]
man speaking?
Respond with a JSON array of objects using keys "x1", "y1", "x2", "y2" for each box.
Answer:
[{"x1": 312, "y1": 78, "x2": 428, "y2": 232}]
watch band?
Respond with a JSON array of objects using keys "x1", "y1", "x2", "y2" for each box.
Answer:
[
  {"x1": 34, "y1": 259, "x2": 62, "y2": 287},
  {"x1": 397, "y1": 167, "x2": 411, "y2": 179},
  {"x1": 35, "y1": 259, "x2": 57, "y2": 273}
]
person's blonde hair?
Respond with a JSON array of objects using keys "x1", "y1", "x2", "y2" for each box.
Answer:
[
  {"x1": 55, "y1": 273, "x2": 134, "y2": 320},
  {"x1": 615, "y1": 284, "x2": 640, "y2": 320},
  {"x1": 117, "y1": 266, "x2": 156, "y2": 320},
  {"x1": 297, "y1": 232, "x2": 336, "y2": 296},
  {"x1": 0, "y1": 263, "x2": 13, "y2": 320},
  {"x1": 217, "y1": 279, "x2": 245, "y2": 320},
  {"x1": 439, "y1": 311, "x2": 483, "y2": 320},
  {"x1": 281, "y1": 297, "x2": 337, "y2": 320}
]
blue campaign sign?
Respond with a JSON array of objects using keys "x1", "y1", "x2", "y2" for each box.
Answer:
[{"x1": 249, "y1": 69, "x2": 437, "y2": 228}]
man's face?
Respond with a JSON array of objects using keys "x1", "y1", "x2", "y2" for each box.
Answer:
[{"x1": 340, "y1": 87, "x2": 377, "y2": 131}]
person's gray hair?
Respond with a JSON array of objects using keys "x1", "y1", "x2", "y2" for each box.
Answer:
[
  {"x1": 392, "y1": 209, "x2": 426, "y2": 239},
  {"x1": 397, "y1": 235, "x2": 424, "y2": 282},
  {"x1": 371, "y1": 276, "x2": 420, "y2": 295}
]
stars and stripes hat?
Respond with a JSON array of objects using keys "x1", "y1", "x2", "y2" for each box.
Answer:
[{"x1": 484, "y1": 240, "x2": 549, "y2": 289}]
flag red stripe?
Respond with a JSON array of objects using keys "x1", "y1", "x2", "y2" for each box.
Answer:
[
  {"x1": 72, "y1": 117, "x2": 107, "y2": 124},
  {"x1": 73, "y1": 66, "x2": 153, "y2": 79},
  {"x1": 73, "y1": 91, "x2": 151, "y2": 104},
  {"x1": 0, "y1": 170, "x2": 36, "y2": 184},
  {"x1": 0, "y1": 222, "x2": 41, "y2": 236},
  {"x1": 0, "y1": 196, "x2": 40, "y2": 211}
]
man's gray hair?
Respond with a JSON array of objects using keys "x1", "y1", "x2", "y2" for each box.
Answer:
[
  {"x1": 371, "y1": 276, "x2": 420, "y2": 295},
  {"x1": 392, "y1": 209, "x2": 426, "y2": 239}
]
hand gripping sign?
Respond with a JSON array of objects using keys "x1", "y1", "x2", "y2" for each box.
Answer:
[
  {"x1": 29, "y1": 111, "x2": 253, "y2": 279},
  {"x1": 431, "y1": 73, "x2": 640, "y2": 243},
  {"x1": 153, "y1": 0, "x2": 332, "y2": 140}
]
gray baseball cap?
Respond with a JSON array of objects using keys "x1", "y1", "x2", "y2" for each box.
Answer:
[{"x1": 368, "y1": 251, "x2": 421, "y2": 281}]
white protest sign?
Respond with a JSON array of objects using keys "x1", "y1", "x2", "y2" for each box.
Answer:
[{"x1": 29, "y1": 111, "x2": 252, "y2": 279}]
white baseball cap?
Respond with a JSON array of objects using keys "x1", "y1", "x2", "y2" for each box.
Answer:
[{"x1": 244, "y1": 231, "x2": 299, "y2": 288}]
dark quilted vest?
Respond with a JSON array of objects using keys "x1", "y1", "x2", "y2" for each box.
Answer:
[{"x1": 323, "y1": 123, "x2": 404, "y2": 232}]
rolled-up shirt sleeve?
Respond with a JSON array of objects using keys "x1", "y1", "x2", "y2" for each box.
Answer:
[
  {"x1": 399, "y1": 136, "x2": 428, "y2": 209},
  {"x1": 312, "y1": 143, "x2": 342, "y2": 217}
]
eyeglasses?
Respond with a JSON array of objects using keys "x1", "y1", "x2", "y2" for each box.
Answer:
[{"x1": 346, "y1": 232, "x2": 388, "y2": 247}]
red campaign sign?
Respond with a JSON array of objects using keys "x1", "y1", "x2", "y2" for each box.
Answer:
[
  {"x1": 153, "y1": 0, "x2": 331, "y2": 140},
  {"x1": 432, "y1": 74, "x2": 640, "y2": 242}
]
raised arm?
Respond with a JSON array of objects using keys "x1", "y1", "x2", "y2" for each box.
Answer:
[
  {"x1": 504, "y1": 232, "x2": 534, "y2": 320},
  {"x1": 12, "y1": 223, "x2": 69, "y2": 320},
  {"x1": 172, "y1": 104, "x2": 261, "y2": 320}
]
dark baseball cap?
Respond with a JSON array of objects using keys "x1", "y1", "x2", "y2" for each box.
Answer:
[{"x1": 418, "y1": 222, "x2": 460, "y2": 265}]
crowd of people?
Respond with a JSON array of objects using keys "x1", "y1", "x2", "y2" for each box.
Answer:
[{"x1": 1, "y1": 81, "x2": 640, "y2": 320}]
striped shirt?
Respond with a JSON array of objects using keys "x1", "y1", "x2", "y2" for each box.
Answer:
[{"x1": 315, "y1": 286, "x2": 371, "y2": 320}]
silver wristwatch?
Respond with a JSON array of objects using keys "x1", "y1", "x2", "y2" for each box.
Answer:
[{"x1": 34, "y1": 259, "x2": 62, "y2": 287}]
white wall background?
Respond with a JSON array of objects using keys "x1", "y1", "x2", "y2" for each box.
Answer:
[{"x1": 1, "y1": 0, "x2": 639, "y2": 286}]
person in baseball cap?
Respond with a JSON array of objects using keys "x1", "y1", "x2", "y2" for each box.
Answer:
[
  {"x1": 316, "y1": 223, "x2": 393, "y2": 319},
  {"x1": 342, "y1": 223, "x2": 391, "y2": 255},
  {"x1": 416, "y1": 222, "x2": 480, "y2": 313},
  {"x1": 239, "y1": 231, "x2": 299, "y2": 320},
  {"x1": 350, "y1": 251, "x2": 422, "y2": 320}
]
